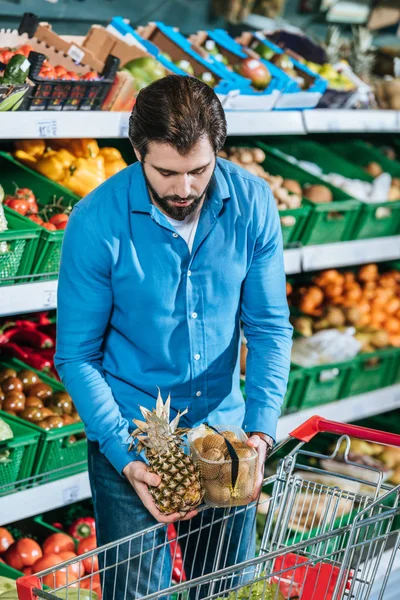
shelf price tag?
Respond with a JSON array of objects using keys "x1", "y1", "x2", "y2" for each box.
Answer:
[
  {"x1": 62, "y1": 484, "x2": 80, "y2": 505},
  {"x1": 36, "y1": 119, "x2": 58, "y2": 138},
  {"x1": 43, "y1": 289, "x2": 57, "y2": 308},
  {"x1": 119, "y1": 113, "x2": 130, "y2": 138}
]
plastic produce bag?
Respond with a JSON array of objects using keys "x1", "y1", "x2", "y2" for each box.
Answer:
[{"x1": 291, "y1": 328, "x2": 361, "y2": 367}]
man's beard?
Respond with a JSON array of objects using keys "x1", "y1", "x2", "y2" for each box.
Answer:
[{"x1": 142, "y1": 164, "x2": 213, "y2": 220}]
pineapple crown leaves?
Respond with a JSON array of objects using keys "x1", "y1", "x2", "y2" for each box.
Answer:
[
  {"x1": 350, "y1": 26, "x2": 376, "y2": 79},
  {"x1": 325, "y1": 25, "x2": 343, "y2": 65},
  {"x1": 129, "y1": 389, "x2": 189, "y2": 454}
]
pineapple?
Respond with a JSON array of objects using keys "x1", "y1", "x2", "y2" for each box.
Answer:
[
  {"x1": 129, "y1": 390, "x2": 203, "y2": 516},
  {"x1": 350, "y1": 26, "x2": 376, "y2": 82}
]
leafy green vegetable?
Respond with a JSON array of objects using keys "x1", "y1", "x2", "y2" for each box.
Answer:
[{"x1": 214, "y1": 577, "x2": 286, "y2": 600}]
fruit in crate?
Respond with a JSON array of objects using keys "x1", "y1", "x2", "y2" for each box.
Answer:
[
  {"x1": 289, "y1": 264, "x2": 400, "y2": 348},
  {"x1": 122, "y1": 56, "x2": 166, "y2": 90},
  {"x1": 189, "y1": 426, "x2": 257, "y2": 507},
  {"x1": 37, "y1": 59, "x2": 101, "y2": 82},
  {"x1": 129, "y1": 391, "x2": 203, "y2": 516}
]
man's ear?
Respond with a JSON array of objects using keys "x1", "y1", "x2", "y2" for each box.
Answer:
[{"x1": 134, "y1": 148, "x2": 142, "y2": 163}]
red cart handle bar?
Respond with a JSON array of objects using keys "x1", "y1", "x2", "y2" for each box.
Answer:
[{"x1": 290, "y1": 416, "x2": 400, "y2": 447}]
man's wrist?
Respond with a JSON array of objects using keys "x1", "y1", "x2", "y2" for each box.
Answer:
[{"x1": 248, "y1": 431, "x2": 274, "y2": 449}]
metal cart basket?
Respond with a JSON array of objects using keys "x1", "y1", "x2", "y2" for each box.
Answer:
[{"x1": 17, "y1": 417, "x2": 400, "y2": 600}]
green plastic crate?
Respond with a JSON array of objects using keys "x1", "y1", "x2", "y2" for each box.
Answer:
[
  {"x1": 343, "y1": 348, "x2": 397, "y2": 398},
  {"x1": 328, "y1": 140, "x2": 400, "y2": 238},
  {"x1": 0, "y1": 413, "x2": 41, "y2": 497},
  {"x1": 391, "y1": 348, "x2": 400, "y2": 384},
  {"x1": 225, "y1": 139, "x2": 312, "y2": 247},
  {"x1": 0, "y1": 151, "x2": 79, "y2": 280},
  {"x1": 0, "y1": 207, "x2": 41, "y2": 286},
  {"x1": 35, "y1": 500, "x2": 94, "y2": 543},
  {"x1": 294, "y1": 359, "x2": 353, "y2": 410},
  {"x1": 255, "y1": 140, "x2": 360, "y2": 245},
  {"x1": 0, "y1": 359, "x2": 87, "y2": 484},
  {"x1": 0, "y1": 561, "x2": 22, "y2": 582},
  {"x1": 240, "y1": 366, "x2": 304, "y2": 416}
]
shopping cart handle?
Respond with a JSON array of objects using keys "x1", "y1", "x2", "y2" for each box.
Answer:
[{"x1": 290, "y1": 416, "x2": 400, "y2": 447}]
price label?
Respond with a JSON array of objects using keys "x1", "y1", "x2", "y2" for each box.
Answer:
[
  {"x1": 43, "y1": 289, "x2": 57, "y2": 308},
  {"x1": 62, "y1": 484, "x2": 80, "y2": 505},
  {"x1": 67, "y1": 44, "x2": 85, "y2": 65},
  {"x1": 119, "y1": 113, "x2": 130, "y2": 138},
  {"x1": 36, "y1": 119, "x2": 58, "y2": 138}
]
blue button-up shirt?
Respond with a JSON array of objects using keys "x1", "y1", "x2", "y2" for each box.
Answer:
[{"x1": 55, "y1": 158, "x2": 292, "y2": 475}]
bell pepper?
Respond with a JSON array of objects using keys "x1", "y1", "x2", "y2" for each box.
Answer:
[
  {"x1": 99, "y1": 147, "x2": 123, "y2": 162},
  {"x1": 14, "y1": 150, "x2": 38, "y2": 170},
  {"x1": 36, "y1": 150, "x2": 66, "y2": 182},
  {"x1": 54, "y1": 148, "x2": 75, "y2": 170},
  {"x1": 62, "y1": 158, "x2": 105, "y2": 196},
  {"x1": 86, "y1": 154, "x2": 106, "y2": 179},
  {"x1": 14, "y1": 140, "x2": 46, "y2": 159},
  {"x1": 63, "y1": 139, "x2": 99, "y2": 158},
  {"x1": 104, "y1": 158, "x2": 128, "y2": 179},
  {"x1": 69, "y1": 517, "x2": 96, "y2": 540},
  {"x1": 7, "y1": 327, "x2": 54, "y2": 349}
]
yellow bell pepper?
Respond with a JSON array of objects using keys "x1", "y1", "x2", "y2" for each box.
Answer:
[
  {"x1": 86, "y1": 155, "x2": 106, "y2": 179},
  {"x1": 36, "y1": 151, "x2": 66, "y2": 182},
  {"x1": 14, "y1": 150, "x2": 38, "y2": 170},
  {"x1": 55, "y1": 149, "x2": 75, "y2": 170},
  {"x1": 104, "y1": 158, "x2": 128, "y2": 179},
  {"x1": 62, "y1": 158, "x2": 105, "y2": 197},
  {"x1": 62, "y1": 139, "x2": 100, "y2": 158},
  {"x1": 14, "y1": 140, "x2": 46, "y2": 159},
  {"x1": 99, "y1": 147, "x2": 123, "y2": 162}
]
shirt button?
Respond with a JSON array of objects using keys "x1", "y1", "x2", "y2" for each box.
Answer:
[
  {"x1": 192, "y1": 312, "x2": 198, "y2": 319},
  {"x1": 194, "y1": 353, "x2": 201, "y2": 361},
  {"x1": 196, "y1": 391, "x2": 202, "y2": 397},
  {"x1": 188, "y1": 270, "x2": 192, "y2": 277},
  {"x1": 172, "y1": 233, "x2": 179, "y2": 238}
]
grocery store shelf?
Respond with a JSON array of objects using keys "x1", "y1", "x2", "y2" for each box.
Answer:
[
  {"x1": 283, "y1": 248, "x2": 302, "y2": 275},
  {"x1": 276, "y1": 384, "x2": 400, "y2": 442},
  {"x1": 301, "y1": 236, "x2": 400, "y2": 272},
  {"x1": 1, "y1": 384, "x2": 399, "y2": 524},
  {"x1": 0, "y1": 470, "x2": 91, "y2": 526},
  {"x1": 304, "y1": 109, "x2": 400, "y2": 133},
  {"x1": 1, "y1": 110, "x2": 399, "y2": 139},
  {"x1": 0, "y1": 279, "x2": 57, "y2": 316}
]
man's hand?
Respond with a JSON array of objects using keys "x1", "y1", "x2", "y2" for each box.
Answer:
[
  {"x1": 246, "y1": 434, "x2": 273, "y2": 502},
  {"x1": 123, "y1": 461, "x2": 198, "y2": 524}
]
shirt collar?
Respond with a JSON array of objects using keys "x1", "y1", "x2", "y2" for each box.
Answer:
[{"x1": 130, "y1": 158, "x2": 231, "y2": 215}]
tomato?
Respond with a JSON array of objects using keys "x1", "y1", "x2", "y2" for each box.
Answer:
[
  {"x1": 16, "y1": 188, "x2": 36, "y2": 204},
  {"x1": 22, "y1": 566, "x2": 33, "y2": 575},
  {"x1": 32, "y1": 553, "x2": 63, "y2": 573},
  {"x1": 28, "y1": 215, "x2": 44, "y2": 225},
  {"x1": 5, "y1": 543, "x2": 24, "y2": 570},
  {"x1": 0, "y1": 527, "x2": 14, "y2": 554},
  {"x1": 49, "y1": 213, "x2": 68, "y2": 227},
  {"x1": 68, "y1": 71, "x2": 79, "y2": 81},
  {"x1": 43, "y1": 572, "x2": 79, "y2": 589},
  {"x1": 81, "y1": 574, "x2": 102, "y2": 598},
  {"x1": 60, "y1": 73, "x2": 72, "y2": 81},
  {"x1": 78, "y1": 536, "x2": 98, "y2": 574},
  {"x1": 43, "y1": 533, "x2": 75, "y2": 555},
  {"x1": 56, "y1": 221, "x2": 68, "y2": 230},
  {"x1": 42, "y1": 223, "x2": 57, "y2": 231},
  {"x1": 59, "y1": 551, "x2": 85, "y2": 578},
  {"x1": 14, "y1": 538, "x2": 43, "y2": 567},
  {"x1": 39, "y1": 67, "x2": 56, "y2": 80},
  {"x1": 0, "y1": 50, "x2": 14, "y2": 64},
  {"x1": 28, "y1": 202, "x2": 39, "y2": 215},
  {"x1": 8, "y1": 199, "x2": 29, "y2": 215},
  {"x1": 54, "y1": 65, "x2": 68, "y2": 77},
  {"x1": 18, "y1": 45, "x2": 33, "y2": 58},
  {"x1": 82, "y1": 71, "x2": 99, "y2": 81}
]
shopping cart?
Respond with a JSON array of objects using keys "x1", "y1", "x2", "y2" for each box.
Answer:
[{"x1": 16, "y1": 416, "x2": 400, "y2": 600}]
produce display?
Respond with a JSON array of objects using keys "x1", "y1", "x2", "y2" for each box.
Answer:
[
  {"x1": 14, "y1": 139, "x2": 128, "y2": 197},
  {"x1": 128, "y1": 393, "x2": 204, "y2": 515},
  {"x1": 289, "y1": 264, "x2": 400, "y2": 350},
  {"x1": 188, "y1": 425, "x2": 257, "y2": 508},
  {"x1": 334, "y1": 438, "x2": 400, "y2": 487},
  {"x1": 220, "y1": 146, "x2": 333, "y2": 209},
  {"x1": 0, "y1": 362, "x2": 79, "y2": 429},
  {"x1": 1, "y1": 184, "x2": 69, "y2": 231}
]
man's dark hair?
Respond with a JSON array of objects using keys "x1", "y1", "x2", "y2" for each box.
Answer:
[{"x1": 129, "y1": 75, "x2": 227, "y2": 158}]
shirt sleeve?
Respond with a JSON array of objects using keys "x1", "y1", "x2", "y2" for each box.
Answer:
[
  {"x1": 241, "y1": 184, "x2": 293, "y2": 441},
  {"x1": 54, "y1": 204, "x2": 137, "y2": 475}
]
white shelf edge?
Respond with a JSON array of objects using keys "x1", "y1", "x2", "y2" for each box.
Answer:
[
  {"x1": 0, "y1": 279, "x2": 58, "y2": 316},
  {"x1": 1, "y1": 385, "x2": 399, "y2": 524},
  {"x1": 1, "y1": 110, "x2": 399, "y2": 139},
  {"x1": 0, "y1": 471, "x2": 91, "y2": 526},
  {"x1": 277, "y1": 384, "x2": 400, "y2": 442}
]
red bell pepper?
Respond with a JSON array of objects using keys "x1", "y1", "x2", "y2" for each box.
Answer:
[
  {"x1": 51, "y1": 522, "x2": 64, "y2": 530},
  {"x1": 167, "y1": 524, "x2": 186, "y2": 583},
  {"x1": 69, "y1": 517, "x2": 96, "y2": 540},
  {"x1": 7, "y1": 328, "x2": 54, "y2": 349}
]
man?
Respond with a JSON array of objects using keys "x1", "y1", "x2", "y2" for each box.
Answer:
[{"x1": 55, "y1": 75, "x2": 292, "y2": 599}]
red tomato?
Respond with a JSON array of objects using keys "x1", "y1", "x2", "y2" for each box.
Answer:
[
  {"x1": 39, "y1": 67, "x2": 56, "y2": 80},
  {"x1": 67, "y1": 71, "x2": 79, "y2": 81},
  {"x1": 81, "y1": 574, "x2": 102, "y2": 598},
  {"x1": 28, "y1": 202, "x2": 39, "y2": 215},
  {"x1": 49, "y1": 213, "x2": 68, "y2": 227},
  {"x1": 22, "y1": 566, "x2": 33, "y2": 575},
  {"x1": 8, "y1": 199, "x2": 29, "y2": 215},
  {"x1": 28, "y1": 215, "x2": 44, "y2": 225},
  {"x1": 81, "y1": 71, "x2": 99, "y2": 81},
  {"x1": 0, "y1": 50, "x2": 14, "y2": 64},
  {"x1": 54, "y1": 65, "x2": 68, "y2": 77},
  {"x1": 32, "y1": 553, "x2": 63, "y2": 573},
  {"x1": 5, "y1": 543, "x2": 24, "y2": 570},
  {"x1": 59, "y1": 551, "x2": 85, "y2": 578},
  {"x1": 42, "y1": 223, "x2": 57, "y2": 231},
  {"x1": 43, "y1": 533, "x2": 75, "y2": 555},
  {"x1": 18, "y1": 45, "x2": 33, "y2": 58},
  {"x1": 60, "y1": 73, "x2": 72, "y2": 81},
  {"x1": 14, "y1": 538, "x2": 43, "y2": 567},
  {"x1": 16, "y1": 188, "x2": 36, "y2": 204},
  {"x1": 0, "y1": 527, "x2": 14, "y2": 554},
  {"x1": 56, "y1": 221, "x2": 68, "y2": 230},
  {"x1": 43, "y1": 572, "x2": 79, "y2": 589},
  {"x1": 78, "y1": 536, "x2": 98, "y2": 574}
]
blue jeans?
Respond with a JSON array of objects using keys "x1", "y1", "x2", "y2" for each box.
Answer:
[{"x1": 88, "y1": 441, "x2": 256, "y2": 600}]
